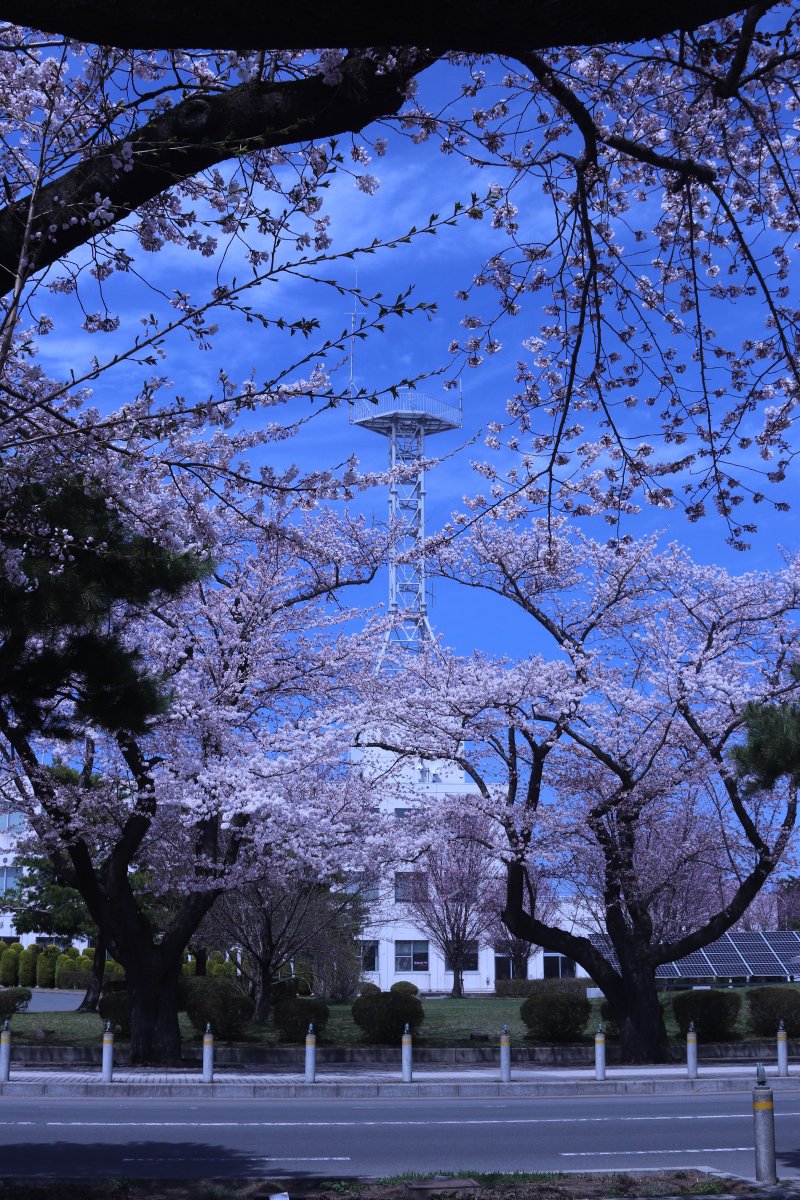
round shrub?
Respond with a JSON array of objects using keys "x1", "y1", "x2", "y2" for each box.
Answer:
[
  {"x1": 270, "y1": 977, "x2": 300, "y2": 1005},
  {"x1": 28, "y1": 944, "x2": 42, "y2": 957},
  {"x1": 8, "y1": 942, "x2": 23, "y2": 954},
  {"x1": 0, "y1": 942, "x2": 7, "y2": 954},
  {"x1": 0, "y1": 987, "x2": 31, "y2": 1017},
  {"x1": 17, "y1": 948, "x2": 36, "y2": 989},
  {"x1": 747, "y1": 987, "x2": 800, "y2": 1038},
  {"x1": 98, "y1": 990, "x2": 131, "y2": 1036},
  {"x1": 185, "y1": 977, "x2": 255, "y2": 1040},
  {"x1": 0, "y1": 949, "x2": 19, "y2": 987},
  {"x1": 83, "y1": 947, "x2": 95, "y2": 960},
  {"x1": 54, "y1": 953, "x2": 75, "y2": 989},
  {"x1": 671, "y1": 989, "x2": 741, "y2": 1041},
  {"x1": 75, "y1": 955, "x2": 92, "y2": 975},
  {"x1": 520, "y1": 992, "x2": 591, "y2": 1043},
  {"x1": 273, "y1": 997, "x2": 330, "y2": 1042},
  {"x1": 390, "y1": 980, "x2": 419, "y2": 997},
  {"x1": 209, "y1": 958, "x2": 236, "y2": 980},
  {"x1": 65, "y1": 946, "x2": 79, "y2": 960},
  {"x1": 358, "y1": 982, "x2": 381, "y2": 997},
  {"x1": 36, "y1": 953, "x2": 56, "y2": 988},
  {"x1": 351, "y1": 990, "x2": 425, "y2": 1043}
]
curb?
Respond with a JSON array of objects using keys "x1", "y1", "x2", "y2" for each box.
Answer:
[{"x1": 4, "y1": 1076, "x2": 800, "y2": 1099}]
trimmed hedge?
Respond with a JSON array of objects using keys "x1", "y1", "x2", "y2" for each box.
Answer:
[
  {"x1": 351, "y1": 990, "x2": 425, "y2": 1043},
  {"x1": 184, "y1": 977, "x2": 255, "y2": 1040},
  {"x1": 54, "y1": 953, "x2": 75, "y2": 989},
  {"x1": 17, "y1": 948, "x2": 36, "y2": 988},
  {"x1": 671, "y1": 989, "x2": 742, "y2": 1041},
  {"x1": 496, "y1": 978, "x2": 590, "y2": 998},
  {"x1": 0, "y1": 949, "x2": 19, "y2": 987},
  {"x1": 98, "y1": 990, "x2": 131, "y2": 1036},
  {"x1": 35, "y1": 953, "x2": 56, "y2": 988},
  {"x1": 273, "y1": 997, "x2": 330, "y2": 1042},
  {"x1": 747, "y1": 987, "x2": 800, "y2": 1038},
  {"x1": 0, "y1": 987, "x2": 31, "y2": 1017},
  {"x1": 390, "y1": 980, "x2": 419, "y2": 997},
  {"x1": 520, "y1": 991, "x2": 591, "y2": 1042}
]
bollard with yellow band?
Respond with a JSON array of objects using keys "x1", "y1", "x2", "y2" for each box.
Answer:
[
  {"x1": 0, "y1": 1019, "x2": 10, "y2": 1083},
  {"x1": 305, "y1": 1023, "x2": 317, "y2": 1084},
  {"x1": 402, "y1": 1022, "x2": 413, "y2": 1083},
  {"x1": 203, "y1": 1023, "x2": 214, "y2": 1083},
  {"x1": 595, "y1": 1023, "x2": 606, "y2": 1081},
  {"x1": 777, "y1": 1020, "x2": 788, "y2": 1077},
  {"x1": 101, "y1": 1021, "x2": 114, "y2": 1084},
  {"x1": 753, "y1": 1062, "x2": 777, "y2": 1184},
  {"x1": 686, "y1": 1021, "x2": 698, "y2": 1080},
  {"x1": 500, "y1": 1024, "x2": 511, "y2": 1084}
]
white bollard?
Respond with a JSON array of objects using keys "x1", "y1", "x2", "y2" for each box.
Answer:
[
  {"x1": 305, "y1": 1023, "x2": 316, "y2": 1084},
  {"x1": 202, "y1": 1023, "x2": 214, "y2": 1083},
  {"x1": 686, "y1": 1021, "x2": 698, "y2": 1080},
  {"x1": 101, "y1": 1022, "x2": 114, "y2": 1083},
  {"x1": 777, "y1": 1020, "x2": 788, "y2": 1078},
  {"x1": 753, "y1": 1065, "x2": 778, "y2": 1185},
  {"x1": 402, "y1": 1023, "x2": 413, "y2": 1083},
  {"x1": 500, "y1": 1024, "x2": 511, "y2": 1083},
  {"x1": 595, "y1": 1024, "x2": 606, "y2": 1081},
  {"x1": 0, "y1": 1020, "x2": 10, "y2": 1083}
]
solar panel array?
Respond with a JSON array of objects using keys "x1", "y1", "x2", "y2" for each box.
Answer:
[{"x1": 590, "y1": 930, "x2": 800, "y2": 979}]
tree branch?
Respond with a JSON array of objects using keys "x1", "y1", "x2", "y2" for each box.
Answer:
[
  {"x1": 0, "y1": 50, "x2": 431, "y2": 296},
  {"x1": 3, "y1": 0, "x2": 774, "y2": 54}
]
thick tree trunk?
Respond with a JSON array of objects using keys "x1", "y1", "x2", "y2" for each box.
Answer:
[
  {"x1": 450, "y1": 964, "x2": 465, "y2": 998},
  {"x1": 77, "y1": 935, "x2": 106, "y2": 1013},
  {"x1": 606, "y1": 957, "x2": 672, "y2": 1064},
  {"x1": 253, "y1": 954, "x2": 274, "y2": 1023},
  {"x1": 125, "y1": 956, "x2": 183, "y2": 1064}
]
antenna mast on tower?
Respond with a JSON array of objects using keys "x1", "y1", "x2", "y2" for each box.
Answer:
[{"x1": 351, "y1": 389, "x2": 462, "y2": 652}]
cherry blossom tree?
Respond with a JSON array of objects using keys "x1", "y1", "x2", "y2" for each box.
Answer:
[
  {"x1": 0, "y1": 501, "x2": 393, "y2": 1062},
  {"x1": 402, "y1": 807, "x2": 500, "y2": 998},
  {"x1": 363, "y1": 525, "x2": 800, "y2": 1060},
  {"x1": 0, "y1": 6, "x2": 798, "y2": 542}
]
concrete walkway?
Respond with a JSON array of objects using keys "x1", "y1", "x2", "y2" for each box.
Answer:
[{"x1": 3, "y1": 1060, "x2": 800, "y2": 1098}]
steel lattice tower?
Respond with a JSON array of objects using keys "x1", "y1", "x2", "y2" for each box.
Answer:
[{"x1": 351, "y1": 390, "x2": 462, "y2": 652}]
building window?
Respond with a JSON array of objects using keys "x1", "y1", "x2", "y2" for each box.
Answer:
[
  {"x1": 0, "y1": 813, "x2": 25, "y2": 833},
  {"x1": 445, "y1": 941, "x2": 480, "y2": 972},
  {"x1": 543, "y1": 953, "x2": 577, "y2": 979},
  {"x1": 345, "y1": 874, "x2": 379, "y2": 903},
  {"x1": 395, "y1": 940, "x2": 429, "y2": 972},
  {"x1": 359, "y1": 940, "x2": 379, "y2": 972},
  {"x1": 0, "y1": 865, "x2": 21, "y2": 894},
  {"x1": 394, "y1": 872, "x2": 427, "y2": 903},
  {"x1": 394, "y1": 808, "x2": 410, "y2": 819}
]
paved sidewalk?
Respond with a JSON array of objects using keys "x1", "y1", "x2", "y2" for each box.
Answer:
[{"x1": 3, "y1": 1061, "x2": 800, "y2": 1098}]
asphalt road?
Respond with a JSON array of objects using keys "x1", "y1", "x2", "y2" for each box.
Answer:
[{"x1": 1, "y1": 1091, "x2": 799, "y2": 1181}]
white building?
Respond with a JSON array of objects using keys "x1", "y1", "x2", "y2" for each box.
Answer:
[
  {"x1": 353, "y1": 746, "x2": 584, "y2": 994},
  {"x1": 0, "y1": 810, "x2": 24, "y2": 942}
]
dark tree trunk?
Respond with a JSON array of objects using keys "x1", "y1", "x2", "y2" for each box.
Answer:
[
  {"x1": 253, "y1": 953, "x2": 274, "y2": 1023},
  {"x1": 77, "y1": 934, "x2": 106, "y2": 1012},
  {"x1": 125, "y1": 954, "x2": 183, "y2": 1064},
  {"x1": 605, "y1": 956, "x2": 672, "y2": 1064}
]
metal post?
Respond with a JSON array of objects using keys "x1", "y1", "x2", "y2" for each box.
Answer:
[
  {"x1": 0, "y1": 1020, "x2": 10, "y2": 1083},
  {"x1": 687, "y1": 1021, "x2": 698, "y2": 1080},
  {"x1": 595, "y1": 1024, "x2": 606, "y2": 1081},
  {"x1": 753, "y1": 1063, "x2": 778, "y2": 1185},
  {"x1": 101, "y1": 1022, "x2": 114, "y2": 1084},
  {"x1": 402, "y1": 1023, "x2": 413, "y2": 1083},
  {"x1": 305, "y1": 1023, "x2": 316, "y2": 1084},
  {"x1": 202, "y1": 1023, "x2": 214, "y2": 1083},
  {"x1": 500, "y1": 1024, "x2": 511, "y2": 1083},
  {"x1": 777, "y1": 1020, "x2": 788, "y2": 1078}
]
